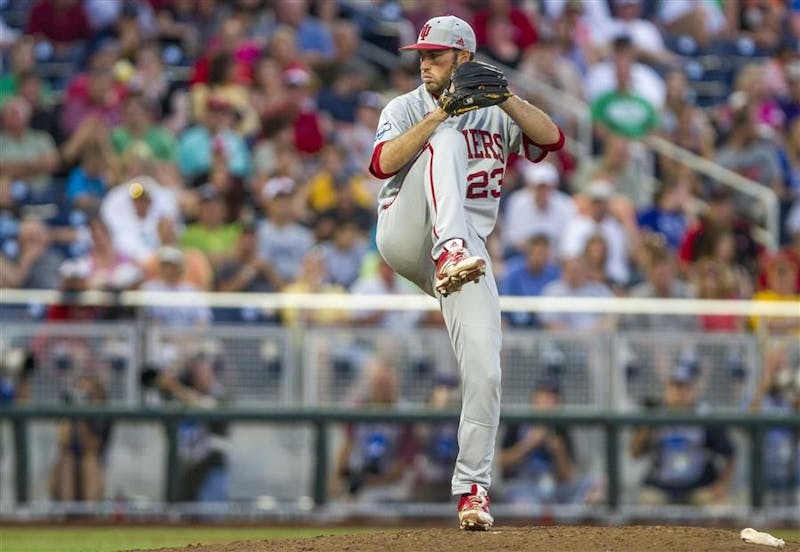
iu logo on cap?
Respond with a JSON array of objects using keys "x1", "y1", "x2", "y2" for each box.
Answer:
[{"x1": 419, "y1": 24, "x2": 432, "y2": 41}]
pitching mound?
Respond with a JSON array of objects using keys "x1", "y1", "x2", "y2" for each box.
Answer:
[{"x1": 139, "y1": 526, "x2": 799, "y2": 552}]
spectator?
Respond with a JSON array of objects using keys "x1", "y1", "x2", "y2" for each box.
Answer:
[
  {"x1": 0, "y1": 36, "x2": 52, "y2": 106},
  {"x1": 99, "y1": 178, "x2": 180, "y2": 264},
  {"x1": 141, "y1": 246, "x2": 212, "y2": 327},
  {"x1": 110, "y1": 94, "x2": 177, "y2": 163},
  {"x1": 623, "y1": 246, "x2": 698, "y2": 331},
  {"x1": 540, "y1": 256, "x2": 614, "y2": 332},
  {"x1": 49, "y1": 374, "x2": 111, "y2": 502},
  {"x1": 500, "y1": 377, "x2": 600, "y2": 505},
  {"x1": 140, "y1": 217, "x2": 213, "y2": 291},
  {"x1": 180, "y1": 185, "x2": 240, "y2": 270},
  {"x1": 215, "y1": 219, "x2": 282, "y2": 294},
  {"x1": 271, "y1": 0, "x2": 335, "y2": 68},
  {"x1": 0, "y1": 97, "x2": 59, "y2": 200},
  {"x1": 26, "y1": 0, "x2": 92, "y2": 55},
  {"x1": 0, "y1": 218, "x2": 63, "y2": 289},
  {"x1": 749, "y1": 345, "x2": 800, "y2": 505},
  {"x1": 411, "y1": 373, "x2": 461, "y2": 502},
  {"x1": 332, "y1": 359, "x2": 417, "y2": 502},
  {"x1": 574, "y1": 134, "x2": 648, "y2": 210},
  {"x1": 779, "y1": 60, "x2": 800, "y2": 128},
  {"x1": 84, "y1": 217, "x2": 142, "y2": 291},
  {"x1": 604, "y1": 0, "x2": 676, "y2": 69},
  {"x1": 499, "y1": 234, "x2": 561, "y2": 328},
  {"x1": 582, "y1": 234, "x2": 615, "y2": 288},
  {"x1": 65, "y1": 141, "x2": 113, "y2": 212},
  {"x1": 678, "y1": 187, "x2": 761, "y2": 277},
  {"x1": 338, "y1": 91, "x2": 384, "y2": 177},
  {"x1": 659, "y1": 71, "x2": 716, "y2": 165},
  {"x1": 156, "y1": 352, "x2": 230, "y2": 502},
  {"x1": 517, "y1": 33, "x2": 584, "y2": 106},
  {"x1": 750, "y1": 254, "x2": 800, "y2": 335},
  {"x1": 636, "y1": 180, "x2": 692, "y2": 250},
  {"x1": 502, "y1": 161, "x2": 575, "y2": 256},
  {"x1": 320, "y1": 219, "x2": 368, "y2": 289},
  {"x1": 690, "y1": 257, "x2": 747, "y2": 333},
  {"x1": 17, "y1": 71, "x2": 60, "y2": 144},
  {"x1": 478, "y1": 15, "x2": 524, "y2": 68},
  {"x1": 560, "y1": 179, "x2": 631, "y2": 286},
  {"x1": 177, "y1": 95, "x2": 250, "y2": 184},
  {"x1": 257, "y1": 177, "x2": 315, "y2": 285},
  {"x1": 59, "y1": 66, "x2": 124, "y2": 139},
  {"x1": 630, "y1": 360, "x2": 736, "y2": 506},
  {"x1": 280, "y1": 248, "x2": 346, "y2": 327},
  {"x1": 657, "y1": 0, "x2": 728, "y2": 51},
  {"x1": 777, "y1": 118, "x2": 800, "y2": 206},
  {"x1": 281, "y1": 67, "x2": 327, "y2": 156},
  {"x1": 473, "y1": 0, "x2": 538, "y2": 53},
  {"x1": 305, "y1": 144, "x2": 373, "y2": 215},
  {"x1": 349, "y1": 254, "x2": 424, "y2": 329}
]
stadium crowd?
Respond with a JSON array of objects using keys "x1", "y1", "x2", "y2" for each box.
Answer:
[{"x1": 0, "y1": 0, "x2": 799, "y2": 508}]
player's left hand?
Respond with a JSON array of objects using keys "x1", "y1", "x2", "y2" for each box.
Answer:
[{"x1": 438, "y1": 60, "x2": 512, "y2": 117}]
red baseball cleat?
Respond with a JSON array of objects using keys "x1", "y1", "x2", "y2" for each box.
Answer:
[
  {"x1": 457, "y1": 484, "x2": 494, "y2": 531},
  {"x1": 435, "y1": 239, "x2": 486, "y2": 296}
]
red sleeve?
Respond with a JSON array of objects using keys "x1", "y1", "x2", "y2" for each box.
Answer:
[
  {"x1": 522, "y1": 126, "x2": 565, "y2": 163},
  {"x1": 26, "y1": 1, "x2": 46, "y2": 35},
  {"x1": 369, "y1": 141, "x2": 399, "y2": 179},
  {"x1": 511, "y1": 9, "x2": 538, "y2": 49},
  {"x1": 678, "y1": 224, "x2": 701, "y2": 265}
]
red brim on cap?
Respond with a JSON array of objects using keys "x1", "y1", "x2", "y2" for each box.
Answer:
[{"x1": 399, "y1": 43, "x2": 453, "y2": 51}]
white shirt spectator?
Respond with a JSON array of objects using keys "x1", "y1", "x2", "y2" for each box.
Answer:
[
  {"x1": 607, "y1": 19, "x2": 665, "y2": 57},
  {"x1": 141, "y1": 280, "x2": 211, "y2": 326},
  {"x1": 99, "y1": 177, "x2": 180, "y2": 263},
  {"x1": 540, "y1": 278, "x2": 613, "y2": 330},
  {"x1": 503, "y1": 161, "x2": 575, "y2": 254},
  {"x1": 257, "y1": 219, "x2": 315, "y2": 282},
  {"x1": 658, "y1": 0, "x2": 727, "y2": 34},
  {"x1": 585, "y1": 59, "x2": 666, "y2": 109},
  {"x1": 350, "y1": 258, "x2": 423, "y2": 329}
]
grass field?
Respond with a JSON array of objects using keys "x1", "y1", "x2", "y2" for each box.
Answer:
[
  {"x1": 0, "y1": 527, "x2": 798, "y2": 552},
  {"x1": 0, "y1": 527, "x2": 386, "y2": 552}
]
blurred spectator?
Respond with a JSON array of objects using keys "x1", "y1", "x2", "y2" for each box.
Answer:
[
  {"x1": 153, "y1": 0, "x2": 217, "y2": 62},
  {"x1": 332, "y1": 359, "x2": 417, "y2": 502},
  {"x1": 270, "y1": 0, "x2": 335, "y2": 68},
  {"x1": 180, "y1": 185, "x2": 240, "y2": 270},
  {"x1": 411, "y1": 373, "x2": 461, "y2": 502},
  {"x1": 99, "y1": 179, "x2": 180, "y2": 264},
  {"x1": 500, "y1": 377, "x2": 600, "y2": 506},
  {"x1": 636, "y1": 180, "x2": 692, "y2": 250},
  {"x1": 27, "y1": 0, "x2": 91, "y2": 55},
  {"x1": 282, "y1": 67, "x2": 327, "y2": 156},
  {"x1": 315, "y1": 19, "x2": 374, "y2": 89},
  {"x1": 540, "y1": 256, "x2": 614, "y2": 331},
  {"x1": 111, "y1": 94, "x2": 177, "y2": 163},
  {"x1": 320, "y1": 219, "x2": 368, "y2": 289},
  {"x1": 582, "y1": 234, "x2": 615, "y2": 288},
  {"x1": 659, "y1": 71, "x2": 716, "y2": 164},
  {"x1": 215, "y1": 220, "x2": 281, "y2": 292},
  {"x1": 257, "y1": 177, "x2": 315, "y2": 285},
  {"x1": 0, "y1": 218, "x2": 63, "y2": 289},
  {"x1": 65, "y1": 141, "x2": 114, "y2": 212},
  {"x1": 49, "y1": 374, "x2": 111, "y2": 502},
  {"x1": 623, "y1": 246, "x2": 698, "y2": 331},
  {"x1": 586, "y1": 34, "x2": 665, "y2": 111},
  {"x1": 630, "y1": 360, "x2": 736, "y2": 506},
  {"x1": 84, "y1": 217, "x2": 142, "y2": 291},
  {"x1": 499, "y1": 234, "x2": 561, "y2": 328},
  {"x1": 690, "y1": 258, "x2": 747, "y2": 333},
  {"x1": 156, "y1": 353, "x2": 230, "y2": 502},
  {"x1": 750, "y1": 254, "x2": 800, "y2": 335},
  {"x1": 280, "y1": 248, "x2": 346, "y2": 327},
  {"x1": 517, "y1": 33, "x2": 583, "y2": 103},
  {"x1": 349, "y1": 255, "x2": 424, "y2": 329},
  {"x1": 678, "y1": 187, "x2": 761, "y2": 277},
  {"x1": 502, "y1": 161, "x2": 575, "y2": 256},
  {"x1": 0, "y1": 97, "x2": 59, "y2": 200},
  {"x1": 779, "y1": 61, "x2": 800, "y2": 128},
  {"x1": 16, "y1": 71, "x2": 60, "y2": 143},
  {"x1": 716, "y1": 104, "x2": 786, "y2": 203},
  {"x1": 604, "y1": 0, "x2": 676, "y2": 68},
  {"x1": 142, "y1": 246, "x2": 212, "y2": 326},
  {"x1": 305, "y1": 144, "x2": 373, "y2": 215},
  {"x1": 560, "y1": 179, "x2": 631, "y2": 286},
  {"x1": 177, "y1": 95, "x2": 250, "y2": 184},
  {"x1": 318, "y1": 63, "x2": 372, "y2": 124},
  {"x1": 473, "y1": 0, "x2": 538, "y2": 54},
  {"x1": 141, "y1": 217, "x2": 213, "y2": 291},
  {"x1": 749, "y1": 344, "x2": 800, "y2": 505},
  {"x1": 59, "y1": 66, "x2": 124, "y2": 138},
  {"x1": 0, "y1": 36, "x2": 52, "y2": 106},
  {"x1": 338, "y1": 91, "x2": 384, "y2": 177},
  {"x1": 729, "y1": 0, "x2": 786, "y2": 54},
  {"x1": 657, "y1": 0, "x2": 728, "y2": 51},
  {"x1": 778, "y1": 118, "x2": 800, "y2": 206},
  {"x1": 574, "y1": 134, "x2": 648, "y2": 209}
]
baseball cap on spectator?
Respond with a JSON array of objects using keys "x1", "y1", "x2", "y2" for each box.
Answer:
[
  {"x1": 358, "y1": 91, "x2": 384, "y2": 111},
  {"x1": 128, "y1": 180, "x2": 151, "y2": 200},
  {"x1": 262, "y1": 176, "x2": 296, "y2": 200},
  {"x1": 284, "y1": 67, "x2": 311, "y2": 87},
  {"x1": 157, "y1": 246, "x2": 184, "y2": 266},
  {"x1": 533, "y1": 375, "x2": 561, "y2": 395},
  {"x1": 585, "y1": 179, "x2": 615, "y2": 200},
  {"x1": 399, "y1": 16, "x2": 477, "y2": 53},
  {"x1": 434, "y1": 372, "x2": 459, "y2": 388},
  {"x1": 59, "y1": 258, "x2": 91, "y2": 280},
  {"x1": 522, "y1": 161, "x2": 559, "y2": 187}
]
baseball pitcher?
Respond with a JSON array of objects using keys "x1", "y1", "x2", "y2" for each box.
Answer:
[{"x1": 369, "y1": 15, "x2": 565, "y2": 530}]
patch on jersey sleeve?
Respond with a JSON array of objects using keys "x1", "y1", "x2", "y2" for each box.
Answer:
[{"x1": 375, "y1": 121, "x2": 392, "y2": 141}]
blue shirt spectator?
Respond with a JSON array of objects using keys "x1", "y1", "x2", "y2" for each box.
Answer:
[
  {"x1": 637, "y1": 181, "x2": 688, "y2": 249},
  {"x1": 499, "y1": 234, "x2": 560, "y2": 327},
  {"x1": 66, "y1": 165, "x2": 106, "y2": 207}
]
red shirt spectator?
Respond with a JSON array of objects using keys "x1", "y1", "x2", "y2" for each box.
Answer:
[
  {"x1": 26, "y1": 0, "x2": 91, "y2": 45},
  {"x1": 473, "y1": 0, "x2": 538, "y2": 50}
]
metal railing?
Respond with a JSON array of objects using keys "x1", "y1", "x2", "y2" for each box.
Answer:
[{"x1": 3, "y1": 405, "x2": 798, "y2": 516}]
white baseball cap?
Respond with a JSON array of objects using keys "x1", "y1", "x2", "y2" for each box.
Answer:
[
  {"x1": 399, "y1": 16, "x2": 476, "y2": 53},
  {"x1": 522, "y1": 161, "x2": 559, "y2": 186},
  {"x1": 585, "y1": 179, "x2": 615, "y2": 200}
]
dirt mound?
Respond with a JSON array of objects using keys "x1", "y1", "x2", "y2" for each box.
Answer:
[{"x1": 139, "y1": 526, "x2": 799, "y2": 552}]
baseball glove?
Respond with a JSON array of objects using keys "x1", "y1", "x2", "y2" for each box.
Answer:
[{"x1": 438, "y1": 61, "x2": 512, "y2": 117}]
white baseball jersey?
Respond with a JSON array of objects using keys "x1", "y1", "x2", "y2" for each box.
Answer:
[{"x1": 370, "y1": 84, "x2": 557, "y2": 240}]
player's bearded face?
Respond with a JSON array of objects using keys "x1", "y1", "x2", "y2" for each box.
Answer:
[{"x1": 419, "y1": 50, "x2": 460, "y2": 95}]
